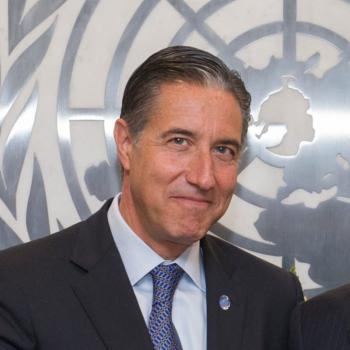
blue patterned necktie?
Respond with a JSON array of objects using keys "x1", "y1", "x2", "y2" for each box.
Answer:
[{"x1": 148, "y1": 263, "x2": 184, "y2": 350}]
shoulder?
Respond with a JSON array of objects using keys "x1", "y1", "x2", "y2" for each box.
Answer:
[
  {"x1": 0, "y1": 199, "x2": 112, "y2": 278},
  {"x1": 204, "y1": 233, "x2": 293, "y2": 277},
  {"x1": 0, "y1": 219, "x2": 80, "y2": 279},
  {"x1": 291, "y1": 284, "x2": 350, "y2": 349},
  {"x1": 203, "y1": 233, "x2": 302, "y2": 295},
  {"x1": 300, "y1": 284, "x2": 350, "y2": 319}
]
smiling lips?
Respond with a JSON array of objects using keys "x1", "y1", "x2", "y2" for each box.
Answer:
[{"x1": 171, "y1": 195, "x2": 212, "y2": 208}]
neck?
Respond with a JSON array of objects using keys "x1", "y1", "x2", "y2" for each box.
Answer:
[{"x1": 118, "y1": 190, "x2": 188, "y2": 260}]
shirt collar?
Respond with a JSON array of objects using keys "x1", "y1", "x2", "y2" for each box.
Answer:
[{"x1": 107, "y1": 194, "x2": 206, "y2": 292}]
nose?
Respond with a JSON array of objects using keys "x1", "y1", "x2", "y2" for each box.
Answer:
[{"x1": 186, "y1": 150, "x2": 216, "y2": 191}]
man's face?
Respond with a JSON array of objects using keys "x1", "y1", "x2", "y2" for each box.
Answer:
[{"x1": 116, "y1": 82, "x2": 243, "y2": 258}]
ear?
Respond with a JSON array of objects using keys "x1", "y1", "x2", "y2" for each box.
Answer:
[{"x1": 114, "y1": 118, "x2": 133, "y2": 171}]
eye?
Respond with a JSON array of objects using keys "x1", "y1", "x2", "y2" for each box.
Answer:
[
  {"x1": 216, "y1": 146, "x2": 233, "y2": 155},
  {"x1": 216, "y1": 146, "x2": 229, "y2": 154},
  {"x1": 214, "y1": 145, "x2": 238, "y2": 161},
  {"x1": 169, "y1": 137, "x2": 189, "y2": 146}
]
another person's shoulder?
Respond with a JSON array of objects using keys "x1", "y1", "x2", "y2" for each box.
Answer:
[
  {"x1": 290, "y1": 284, "x2": 350, "y2": 350},
  {"x1": 299, "y1": 283, "x2": 350, "y2": 318}
]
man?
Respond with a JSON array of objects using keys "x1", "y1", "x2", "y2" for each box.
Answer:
[
  {"x1": 289, "y1": 284, "x2": 350, "y2": 350},
  {"x1": 0, "y1": 46, "x2": 303, "y2": 349}
]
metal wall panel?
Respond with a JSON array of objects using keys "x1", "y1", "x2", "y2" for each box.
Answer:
[{"x1": 0, "y1": 0, "x2": 349, "y2": 297}]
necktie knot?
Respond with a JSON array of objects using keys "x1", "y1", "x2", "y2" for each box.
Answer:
[{"x1": 150, "y1": 263, "x2": 184, "y2": 303}]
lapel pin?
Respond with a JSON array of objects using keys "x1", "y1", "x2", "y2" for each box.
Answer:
[{"x1": 219, "y1": 294, "x2": 231, "y2": 311}]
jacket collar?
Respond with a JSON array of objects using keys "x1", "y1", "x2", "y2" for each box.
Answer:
[
  {"x1": 69, "y1": 200, "x2": 248, "y2": 350},
  {"x1": 202, "y1": 234, "x2": 247, "y2": 350},
  {"x1": 70, "y1": 199, "x2": 153, "y2": 350}
]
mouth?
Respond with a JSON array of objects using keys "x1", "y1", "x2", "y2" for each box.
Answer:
[{"x1": 171, "y1": 196, "x2": 212, "y2": 208}]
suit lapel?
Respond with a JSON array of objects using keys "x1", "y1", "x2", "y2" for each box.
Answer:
[
  {"x1": 70, "y1": 200, "x2": 153, "y2": 350},
  {"x1": 68, "y1": 201, "x2": 249, "y2": 349},
  {"x1": 202, "y1": 235, "x2": 247, "y2": 350}
]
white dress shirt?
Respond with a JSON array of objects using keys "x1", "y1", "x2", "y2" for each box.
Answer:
[{"x1": 107, "y1": 195, "x2": 207, "y2": 350}]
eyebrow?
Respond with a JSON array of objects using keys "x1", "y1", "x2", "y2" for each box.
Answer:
[
  {"x1": 160, "y1": 128, "x2": 242, "y2": 150},
  {"x1": 160, "y1": 128, "x2": 196, "y2": 139},
  {"x1": 216, "y1": 138, "x2": 242, "y2": 151}
]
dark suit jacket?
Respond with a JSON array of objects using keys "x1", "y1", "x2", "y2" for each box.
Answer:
[
  {"x1": 289, "y1": 284, "x2": 350, "y2": 350},
  {"x1": 0, "y1": 200, "x2": 303, "y2": 349}
]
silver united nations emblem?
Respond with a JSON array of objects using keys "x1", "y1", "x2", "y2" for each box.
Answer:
[{"x1": 0, "y1": 0, "x2": 349, "y2": 297}]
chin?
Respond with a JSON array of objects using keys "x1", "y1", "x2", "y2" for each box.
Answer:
[{"x1": 173, "y1": 226, "x2": 208, "y2": 244}]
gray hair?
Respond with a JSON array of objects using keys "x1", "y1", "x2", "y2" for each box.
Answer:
[{"x1": 121, "y1": 46, "x2": 251, "y2": 144}]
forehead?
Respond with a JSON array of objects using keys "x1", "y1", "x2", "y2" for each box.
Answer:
[{"x1": 147, "y1": 82, "x2": 242, "y2": 134}]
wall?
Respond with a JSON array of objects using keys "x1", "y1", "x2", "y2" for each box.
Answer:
[{"x1": 1, "y1": 0, "x2": 350, "y2": 298}]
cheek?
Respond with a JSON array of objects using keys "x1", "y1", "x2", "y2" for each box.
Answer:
[
  {"x1": 216, "y1": 168, "x2": 238, "y2": 197},
  {"x1": 154, "y1": 152, "x2": 188, "y2": 179}
]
